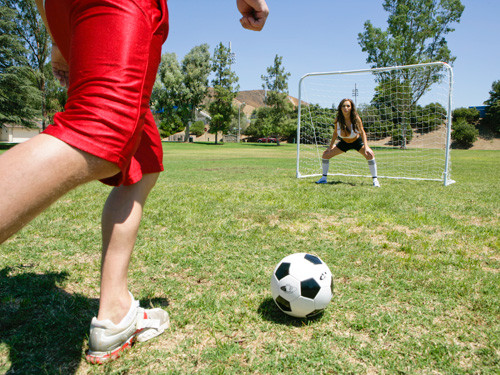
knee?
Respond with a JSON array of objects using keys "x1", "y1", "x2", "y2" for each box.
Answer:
[{"x1": 141, "y1": 173, "x2": 160, "y2": 192}]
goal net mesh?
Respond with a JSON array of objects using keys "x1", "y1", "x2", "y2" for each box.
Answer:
[{"x1": 296, "y1": 63, "x2": 453, "y2": 185}]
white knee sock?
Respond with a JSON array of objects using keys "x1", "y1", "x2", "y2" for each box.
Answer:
[
  {"x1": 322, "y1": 159, "x2": 329, "y2": 176},
  {"x1": 368, "y1": 159, "x2": 378, "y2": 179}
]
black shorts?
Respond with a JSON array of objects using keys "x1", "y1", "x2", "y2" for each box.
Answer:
[{"x1": 336, "y1": 137, "x2": 364, "y2": 152}]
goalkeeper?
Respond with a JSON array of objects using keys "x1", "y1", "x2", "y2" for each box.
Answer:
[{"x1": 316, "y1": 98, "x2": 380, "y2": 187}]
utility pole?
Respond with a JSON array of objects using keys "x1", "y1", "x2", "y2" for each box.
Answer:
[
  {"x1": 238, "y1": 102, "x2": 246, "y2": 143},
  {"x1": 352, "y1": 83, "x2": 358, "y2": 106}
]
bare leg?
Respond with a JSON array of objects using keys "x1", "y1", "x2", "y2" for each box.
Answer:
[
  {"x1": 0, "y1": 134, "x2": 119, "y2": 244},
  {"x1": 316, "y1": 146, "x2": 344, "y2": 183},
  {"x1": 97, "y1": 173, "x2": 159, "y2": 324},
  {"x1": 358, "y1": 145, "x2": 374, "y2": 161},
  {"x1": 322, "y1": 145, "x2": 345, "y2": 160}
]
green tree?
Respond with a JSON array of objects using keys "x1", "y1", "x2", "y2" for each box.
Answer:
[
  {"x1": 484, "y1": 80, "x2": 500, "y2": 107},
  {"x1": 452, "y1": 118, "x2": 478, "y2": 148},
  {"x1": 452, "y1": 107, "x2": 480, "y2": 125},
  {"x1": 152, "y1": 46, "x2": 211, "y2": 139},
  {"x1": 43, "y1": 61, "x2": 67, "y2": 124},
  {"x1": 0, "y1": 4, "x2": 40, "y2": 125},
  {"x1": 181, "y1": 44, "x2": 211, "y2": 141},
  {"x1": 2, "y1": 0, "x2": 52, "y2": 128},
  {"x1": 208, "y1": 42, "x2": 239, "y2": 144},
  {"x1": 246, "y1": 107, "x2": 272, "y2": 139},
  {"x1": 358, "y1": 0, "x2": 464, "y2": 104},
  {"x1": 261, "y1": 55, "x2": 292, "y2": 145},
  {"x1": 481, "y1": 80, "x2": 500, "y2": 135},
  {"x1": 358, "y1": 0, "x2": 463, "y2": 146},
  {"x1": 190, "y1": 120, "x2": 206, "y2": 137},
  {"x1": 152, "y1": 52, "x2": 189, "y2": 138}
]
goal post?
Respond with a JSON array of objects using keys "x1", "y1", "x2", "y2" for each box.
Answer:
[{"x1": 296, "y1": 62, "x2": 455, "y2": 186}]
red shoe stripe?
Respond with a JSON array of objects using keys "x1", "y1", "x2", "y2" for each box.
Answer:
[{"x1": 86, "y1": 336, "x2": 136, "y2": 364}]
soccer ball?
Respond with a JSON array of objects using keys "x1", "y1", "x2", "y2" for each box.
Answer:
[{"x1": 270, "y1": 253, "x2": 333, "y2": 318}]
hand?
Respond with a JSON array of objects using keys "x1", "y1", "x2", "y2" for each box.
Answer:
[
  {"x1": 365, "y1": 147, "x2": 375, "y2": 159},
  {"x1": 51, "y1": 45, "x2": 69, "y2": 88},
  {"x1": 237, "y1": 0, "x2": 269, "y2": 31}
]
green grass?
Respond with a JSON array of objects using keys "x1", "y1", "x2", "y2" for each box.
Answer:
[{"x1": 0, "y1": 143, "x2": 498, "y2": 374}]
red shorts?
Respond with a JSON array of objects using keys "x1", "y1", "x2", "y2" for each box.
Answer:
[{"x1": 43, "y1": 0, "x2": 169, "y2": 186}]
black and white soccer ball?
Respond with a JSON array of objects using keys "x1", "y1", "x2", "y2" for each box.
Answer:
[{"x1": 270, "y1": 253, "x2": 333, "y2": 318}]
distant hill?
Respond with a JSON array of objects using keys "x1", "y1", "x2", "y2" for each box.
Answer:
[
  {"x1": 234, "y1": 90, "x2": 302, "y2": 117},
  {"x1": 203, "y1": 89, "x2": 302, "y2": 118}
]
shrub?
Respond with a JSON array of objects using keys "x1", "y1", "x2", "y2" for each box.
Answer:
[
  {"x1": 452, "y1": 118, "x2": 479, "y2": 148},
  {"x1": 390, "y1": 124, "x2": 413, "y2": 147},
  {"x1": 453, "y1": 107, "x2": 480, "y2": 124},
  {"x1": 190, "y1": 120, "x2": 206, "y2": 137}
]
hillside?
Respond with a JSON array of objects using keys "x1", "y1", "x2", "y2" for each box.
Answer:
[
  {"x1": 233, "y1": 90, "x2": 302, "y2": 117},
  {"x1": 203, "y1": 89, "x2": 301, "y2": 118}
]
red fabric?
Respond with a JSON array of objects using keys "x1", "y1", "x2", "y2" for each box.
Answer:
[{"x1": 43, "y1": 0, "x2": 169, "y2": 186}]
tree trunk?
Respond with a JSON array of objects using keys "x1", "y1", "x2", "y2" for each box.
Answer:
[{"x1": 40, "y1": 74, "x2": 46, "y2": 130}]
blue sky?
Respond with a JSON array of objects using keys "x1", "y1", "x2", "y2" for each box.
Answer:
[{"x1": 163, "y1": 0, "x2": 499, "y2": 109}]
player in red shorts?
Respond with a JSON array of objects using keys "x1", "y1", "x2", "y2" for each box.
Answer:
[{"x1": 0, "y1": 0, "x2": 269, "y2": 364}]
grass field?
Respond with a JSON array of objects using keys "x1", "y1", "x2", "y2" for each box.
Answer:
[{"x1": 0, "y1": 143, "x2": 498, "y2": 374}]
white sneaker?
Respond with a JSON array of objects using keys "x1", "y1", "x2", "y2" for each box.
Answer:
[
  {"x1": 316, "y1": 177, "x2": 327, "y2": 184},
  {"x1": 373, "y1": 179, "x2": 380, "y2": 187},
  {"x1": 86, "y1": 293, "x2": 169, "y2": 364}
]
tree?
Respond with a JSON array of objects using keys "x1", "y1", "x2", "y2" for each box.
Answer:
[
  {"x1": 358, "y1": 0, "x2": 464, "y2": 146},
  {"x1": 152, "y1": 46, "x2": 211, "y2": 139},
  {"x1": 190, "y1": 120, "x2": 206, "y2": 137},
  {"x1": 484, "y1": 80, "x2": 500, "y2": 107},
  {"x1": 208, "y1": 42, "x2": 239, "y2": 144},
  {"x1": 0, "y1": 4, "x2": 40, "y2": 125},
  {"x1": 2, "y1": 0, "x2": 51, "y2": 128},
  {"x1": 261, "y1": 55, "x2": 292, "y2": 145},
  {"x1": 151, "y1": 52, "x2": 189, "y2": 138},
  {"x1": 181, "y1": 44, "x2": 211, "y2": 141},
  {"x1": 452, "y1": 107, "x2": 480, "y2": 125},
  {"x1": 359, "y1": 0, "x2": 463, "y2": 102},
  {"x1": 43, "y1": 61, "x2": 67, "y2": 124},
  {"x1": 481, "y1": 80, "x2": 500, "y2": 135}
]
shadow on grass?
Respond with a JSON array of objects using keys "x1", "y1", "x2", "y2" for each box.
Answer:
[
  {"x1": 257, "y1": 297, "x2": 325, "y2": 327},
  {"x1": 238, "y1": 143, "x2": 281, "y2": 147},
  {"x1": 0, "y1": 143, "x2": 16, "y2": 150},
  {"x1": 314, "y1": 180, "x2": 357, "y2": 186},
  {"x1": 0, "y1": 266, "x2": 94, "y2": 374},
  {"x1": 0, "y1": 266, "x2": 170, "y2": 373}
]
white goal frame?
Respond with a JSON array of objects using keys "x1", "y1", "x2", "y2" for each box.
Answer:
[{"x1": 296, "y1": 62, "x2": 455, "y2": 186}]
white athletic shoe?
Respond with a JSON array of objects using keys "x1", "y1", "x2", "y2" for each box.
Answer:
[
  {"x1": 373, "y1": 179, "x2": 380, "y2": 187},
  {"x1": 86, "y1": 293, "x2": 169, "y2": 364},
  {"x1": 316, "y1": 177, "x2": 328, "y2": 184}
]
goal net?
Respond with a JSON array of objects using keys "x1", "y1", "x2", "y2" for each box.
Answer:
[{"x1": 296, "y1": 62, "x2": 454, "y2": 185}]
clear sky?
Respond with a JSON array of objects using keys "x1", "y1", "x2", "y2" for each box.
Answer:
[{"x1": 163, "y1": 0, "x2": 499, "y2": 109}]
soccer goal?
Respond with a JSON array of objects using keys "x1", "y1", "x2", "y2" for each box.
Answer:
[{"x1": 296, "y1": 62, "x2": 455, "y2": 185}]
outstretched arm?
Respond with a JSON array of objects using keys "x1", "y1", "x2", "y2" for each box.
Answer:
[{"x1": 237, "y1": 0, "x2": 269, "y2": 31}]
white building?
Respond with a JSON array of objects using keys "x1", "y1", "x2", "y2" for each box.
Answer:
[
  {"x1": 164, "y1": 109, "x2": 224, "y2": 142},
  {"x1": 1, "y1": 123, "x2": 41, "y2": 143}
]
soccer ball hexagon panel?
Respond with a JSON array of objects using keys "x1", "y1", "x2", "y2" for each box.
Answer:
[{"x1": 270, "y1": 253, "x2": 333, "y2": 318}]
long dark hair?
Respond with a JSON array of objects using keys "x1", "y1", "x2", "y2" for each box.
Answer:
[{"x1": 336, "y1": 98, "x2": 360, "y2": 134}]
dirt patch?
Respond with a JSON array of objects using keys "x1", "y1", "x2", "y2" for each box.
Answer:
[
  {"x1": 369, "y1": 129, "x2": 500, "y2": 150},
  {"x1": 469, "y1": 136, "x2": 500, "y2": 150}
]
